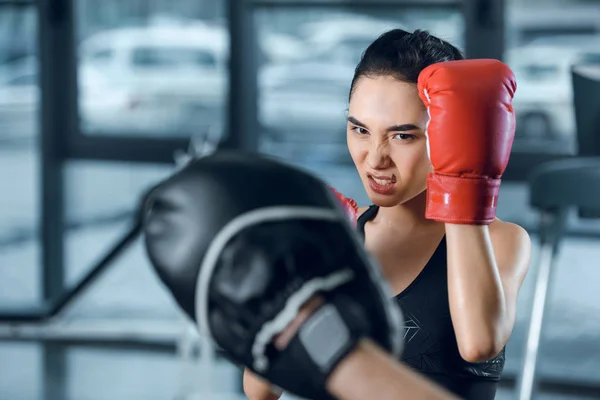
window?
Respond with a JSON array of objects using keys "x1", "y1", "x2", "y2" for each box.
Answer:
[
  {"x1": 255, "y1": 7, "x2": 464, "y2": 171},
  {"x1": 132, "y1": 47, "x2": 217, "y2": 69},
  {"x1": 7, "y1": 73, "x2": 37, "y2": 86},
  {"x1": 0, "y1": 6, "x2": 40, "y2": 308},
  {"x1": 0, "y1": 343, "x2": 42, "y2": 399},
  {"x1": 75, "y1": 0, "x2": 227, "y2": 140},
  {"x1": 0, "y1": 6, "x2": 36, "y2": 65},
  {"x1": 89, "y1": 49, "x2": 113, "y2": 62},
  {"x1": 505, "y1": 0, "x2": 600, "y2": 154},
  {"x1": 62, "y1": 160, "x2": 178, "y2": 319}
]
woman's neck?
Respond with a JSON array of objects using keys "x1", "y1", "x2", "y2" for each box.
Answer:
[{"x1": 375, "y1": 190, "x2": 441, "y2": 232}]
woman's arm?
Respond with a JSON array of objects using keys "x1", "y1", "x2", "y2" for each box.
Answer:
[
  {"x1": 243, "y1": 339, "x2": 458, "y2": 400},
  {"x1": 445, "y1": 220, "x2": 532, "y2": 362},
  {"x1": 243, "y1": 368, "x2": 282, "y2": 400},
  {"x1": 245, "y1": 296, "x2": 457, "y2": 400},
  {"x1": 327, "y1": 339, "x2": 459, "y2": 400}
]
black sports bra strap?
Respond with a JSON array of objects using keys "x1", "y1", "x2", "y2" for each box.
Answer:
[{"x1": 356, "y1": 205, "x2": 379, "y2": 238}]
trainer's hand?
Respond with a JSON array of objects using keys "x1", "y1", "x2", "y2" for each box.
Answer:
[
  {"x1": 418, "y1": 59, "x2": 516, "y2": 225},
  {"x1": 243, "y1": 297, "x2": 325, "y2": 400},
  {"x1": 243, "y1": 370, "x2": 282, "y2": 400},
  {"x1": 243, "y1": 297, "x2": 324, "y2": 400}
]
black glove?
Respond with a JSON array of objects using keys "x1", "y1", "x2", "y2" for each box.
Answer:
[{"x1": 143, "y1": 151, "x2": 404, "y2": 400}]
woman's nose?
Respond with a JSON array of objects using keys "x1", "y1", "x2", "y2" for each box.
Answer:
[{"x1": 365, "y1": 141, "x2": 391, "y2": 170}]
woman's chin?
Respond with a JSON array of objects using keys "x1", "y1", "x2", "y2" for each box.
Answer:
[{"x1": 368, "y1": 191, "x2": 403, "y2": 208}]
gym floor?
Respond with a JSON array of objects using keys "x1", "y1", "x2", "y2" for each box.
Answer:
[{"x1": 1, "y1": 165, "x2": 599, "y2": 400}]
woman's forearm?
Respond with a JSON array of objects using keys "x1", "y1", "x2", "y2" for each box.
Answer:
[
  {"x1": 445, "y1": 223, "x2": 507, "y2": 361},
  {"x1": 327, "y1": 339, "x2": 458, "y2": 400}
]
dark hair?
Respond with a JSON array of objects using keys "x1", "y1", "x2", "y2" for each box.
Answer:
[{"x1": 349, "y1": 29, "x2": 464, "y2": 100}]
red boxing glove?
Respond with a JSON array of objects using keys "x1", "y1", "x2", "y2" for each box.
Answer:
[
  {"x1": 418, "y1": 59, "x2": 517, "y2": 225},
  {"x1": 328, "y1": 186, "x2": 359, "y2": 225}
]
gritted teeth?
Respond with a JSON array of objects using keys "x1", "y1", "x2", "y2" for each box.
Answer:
[
  {"x1": 373, "y1": 178, "x2": 393, "y2": 186},
  {"x1": 369, "y1": 174, "x2": 396, "y2": 185}
]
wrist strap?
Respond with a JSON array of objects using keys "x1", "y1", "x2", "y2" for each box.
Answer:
[
  {"x1": 426, "y1": 173, "x2": 501, "y2": 225},
  {"x1": 299, "y1": 303, "x2": 355, "y2": 373}
]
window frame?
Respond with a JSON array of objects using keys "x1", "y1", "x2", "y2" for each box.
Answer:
[
  {"x1": 14, "y1": 0, "x2": 558, "y2": 317},
  {"x1": 22, "y1": 0, "x2": 552, "y2": 316},
  {"x1": 4, "y1": 0, "x2": 587, "y2": 327}
]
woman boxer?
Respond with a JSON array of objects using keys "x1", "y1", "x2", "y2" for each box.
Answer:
[{"x1": 245, "y1": 29, "x2": 531, "y2": 400}]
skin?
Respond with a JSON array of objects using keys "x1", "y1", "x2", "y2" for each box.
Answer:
[
  {"x1": 244, "y1": 74, "x2": 533, "y2": 399},
  {"x1": 327, "y1": 339, "x2": 459, "y2": 400}
]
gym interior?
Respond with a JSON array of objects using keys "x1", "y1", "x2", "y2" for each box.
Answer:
[{"x1": 0, "y1": 0, "x2": 599, "y2": 399}]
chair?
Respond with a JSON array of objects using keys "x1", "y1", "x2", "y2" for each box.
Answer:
[{"x1": 516, "y1": 64, "x2": 600, "y2": 399}]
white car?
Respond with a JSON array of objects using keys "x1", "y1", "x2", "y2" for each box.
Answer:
[
  {"x1": 0, "y1": 23, "x2": 230, "y2": 140},
  {"x1": 0, "y1": 21, "x2": 312, "y2": 140},
  {"x1": 78, "y1": 23, "x2": 229, "y2": 137}
]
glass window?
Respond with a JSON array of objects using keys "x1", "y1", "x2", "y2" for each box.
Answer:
[
  {"x1": 75, "y1": 0, "x2": 228, "y2": 140},
  {"x1": 63, "y1": 161, "x2": 178, "y2": 319},
  {"x1": 7, "y1": 73, "x2": 37, "y2": 86},
  {"x1": 90, "y1": 49, "x2": 113, "y2": 62},
  {"x1": 255, "y1": 7, "x2": 464, "y2": 177},
  {"x1": 0, "y1": 343, "x2": 43, "y2": 399},
  {"x1": 131, "y1": 47, "x2": 217, "y2": 69},
  {"x1": 505, "y1": 0, "x2": 600, "y2": 154},
  {"x1": 0, "y1": 6, "x2": 40, "y2": 308}
]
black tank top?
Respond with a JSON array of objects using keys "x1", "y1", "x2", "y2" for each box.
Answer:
[{"x1": 357, "y1": 205, "x2": 505, "y2": 400}]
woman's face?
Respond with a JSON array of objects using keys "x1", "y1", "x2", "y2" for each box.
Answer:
[{"x1": 347, "y1": 75, "x2": 431, "y2": 208}]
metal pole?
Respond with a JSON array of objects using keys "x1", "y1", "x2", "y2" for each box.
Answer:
[
  {"x1": 38, "y1": 0, "x2": 75, "y2": 305},
  {"x1": 517, "y1": 211, "x2": 565, "y2": 400},
  {"x1": 223, "y1": 0, "x2": 259, "y2": 152}
]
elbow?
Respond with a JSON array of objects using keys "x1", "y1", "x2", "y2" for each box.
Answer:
[{"x1": 458, "y1": 338, "x2": 504, "y2": 363}]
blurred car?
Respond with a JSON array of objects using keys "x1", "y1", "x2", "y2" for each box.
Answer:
[
  {"x1": 78, "y1": 23, "x2": 229, "y2": 137},
  {"x1": 0, "y1": 57, "x2": 134, "y2": 142},
  {"x1": 258, "y1": 29, "x2": 312, "y2": 65},
  {"x1": 258, "y1": 62, "x2": 355, "y2": 162},
  {"x1": 0, "y1": 20, "x2": 314, "y2": 141},
  {"x1": 0, "y1": 24, "x2": 229, "y2": 141}
]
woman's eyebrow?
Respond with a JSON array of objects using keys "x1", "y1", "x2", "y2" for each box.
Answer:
[{"x1": 347, "y1": 116, "x2": 420, "y2": 132}]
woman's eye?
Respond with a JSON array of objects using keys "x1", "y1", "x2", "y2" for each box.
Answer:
[
  {"x1": 393, "y1": 133, "x2": 416, "y2": 141},
  {"x1": 352, "y1": 126, "x2": 369, "y2": 135}
]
